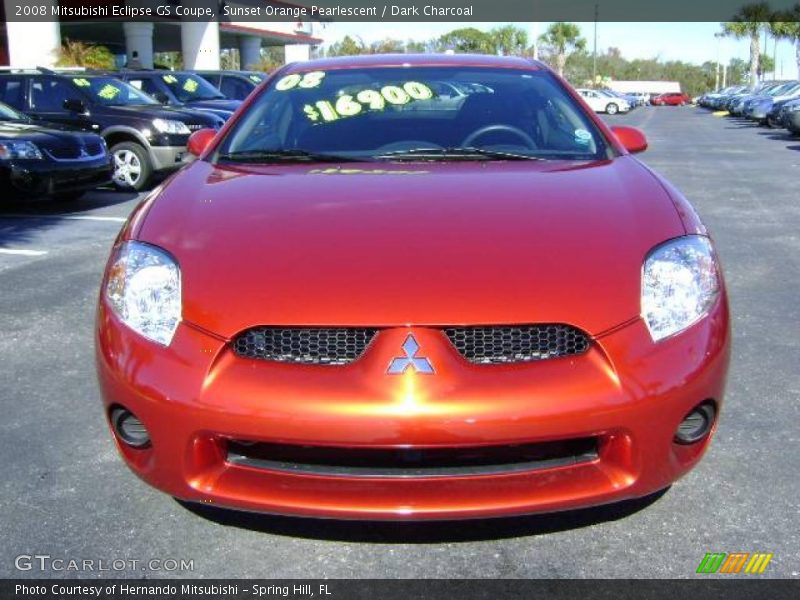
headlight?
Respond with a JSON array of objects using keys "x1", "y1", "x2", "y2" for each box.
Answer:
[
  {"x1": 106, "y1": 241, "x2": 181, "y2": 346},
  {"x1": 789, "y1": 104, "x2": 800, "y2": 112},
  {"x1": 151, "y1": 118, "x2": 190, "y2": 135},
  {"x1": 0, "y1": 140, "x2": 43, "y2": 160},
  {"x1": 641, "y1": 235, "x2": 720, "y2": 342}
]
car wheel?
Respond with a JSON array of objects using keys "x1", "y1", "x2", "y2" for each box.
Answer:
[
  {"x1": 111, "y1": 142, "x2": 152, "y2": 191},
  {"x1": 606, "y1": 103, "x2": 619, "y2": 115},
  {"x1": 766, "y1": 115, "x2": 780, "y2": 129}
]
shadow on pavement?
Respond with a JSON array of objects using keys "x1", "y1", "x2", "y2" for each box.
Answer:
[
  {"x1": 177, "y1": 488, "x2": 670, "y2": 543},
  {"x1": 0, "y1": 188, "x2": 139, "y2": 248}
]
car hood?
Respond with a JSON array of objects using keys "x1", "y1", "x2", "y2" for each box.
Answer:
[
  {"x1": 0, "y1": 120, "x2": 103, "y2": 152},
  {"x1": 137, "y1": 157, "x2": 686, "y2": 338},
  {"x1": 99, "y1": 104, "x2": 222, "y2": 127},
  {"x1": 183, "y1": 98, "x2": 241, "y2": 113}
]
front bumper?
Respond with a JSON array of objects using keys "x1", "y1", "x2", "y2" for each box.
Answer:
[
  {"x1": 149, "y1": 145, "x2": 194, "y2": 172},
  {"x1": 2, "y1": 157, "x2": 112, "y2": 198},
  {"x1": 96, "y1": 300, "x2": 730, "y2": 520}
]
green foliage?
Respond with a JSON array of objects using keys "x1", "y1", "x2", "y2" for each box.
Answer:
[
  {"x1": 153, "y1": 52, "x2": 183, "y2": 70},
  {"x1": 720, "y1": 2, "x2": 775, "y2": 87},
  {"x1": 246, "y1": 47, "x2": 285, "y2": 73},
  {"x1": 55, "y1": 39, "x2": 115, "y2": 69},
  {"x1": 437, "y1": 27, "x2": 495, "y2": 54},
  {"x1": 538, "y1": 22, "x2": 587, "y2": 76},
  {"x1": 326, "y1": 35, "x2": 367, "y2": 57}
]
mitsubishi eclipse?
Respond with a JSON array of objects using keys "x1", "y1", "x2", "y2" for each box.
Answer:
[{"x1": 96, "y1": 54, "x2": 730, "y2": 520}]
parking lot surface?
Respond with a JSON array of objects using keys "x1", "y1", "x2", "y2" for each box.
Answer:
[{"x1": 1, "y1": 107, "x2": 798, "y2": 578}]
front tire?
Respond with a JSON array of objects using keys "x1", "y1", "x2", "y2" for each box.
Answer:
[
  {"x1": 111, "y1": 142, "x2": 152, "y2": 191},
  {"x1": 606, "y1": 103, "x2": 619, "y2": 115}
]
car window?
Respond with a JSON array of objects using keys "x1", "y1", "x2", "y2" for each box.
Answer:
[
  {"x1": 218, "y1": 66, "x2": 610, "y2": 162},
  {"x1": 159, "y1": 73, "x2": 224, "y2": 102},
  {"x1": 30, "y1": 78, "x2": 77, "y2": 112},
  {"x1": 0, "y1": 78, "x2": 25, "y2": 110},
  {"x1": 128, "y1": 78, "x2": 162, "y2": 98},
  {"x1": 220, "y1": 76, "x2": 253, "y2": 100},
  {"x1": 72, "y1": 77, "x2": 158, "y2": 106}
]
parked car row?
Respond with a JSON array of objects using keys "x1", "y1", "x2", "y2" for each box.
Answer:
[
  {"x1": 0, "y1": 67, "x2": 266, "y2": 200},
  {"x1": 576, "y1": 88, "x2": 634, "y2": 114},
  {"x1": 698, "y1": 81, "x2": 800, "y2": 135}
]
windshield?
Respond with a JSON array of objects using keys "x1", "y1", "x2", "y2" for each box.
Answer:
[
  {"x1": 770, "y1": 83, "x2": 799, "y2": 96},
  {"x1": 161, "y1": 73, "x2": 225, "y2": 102},
  {"x1": 0, "y1": 101, "x2": 27, "y2": 121},
  {"x1": 216, "y1": 66, "x2": 610, "y2": 163},
  {"x1": 72, "y1": 77, "x2": 157, "y2": 106}
]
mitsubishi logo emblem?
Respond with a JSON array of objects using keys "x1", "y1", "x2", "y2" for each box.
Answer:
[{"x1": 387, "y1": 335, "x2": 434, "y2": 375}]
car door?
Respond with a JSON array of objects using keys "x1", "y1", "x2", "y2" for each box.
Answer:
[{"x1": 26, "y1": 76, "x2": 95, "y2": 130}]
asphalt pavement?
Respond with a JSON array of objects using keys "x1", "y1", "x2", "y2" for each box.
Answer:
[{"x1": 1, "y1": 107, "x2": 798, "y2": 579}]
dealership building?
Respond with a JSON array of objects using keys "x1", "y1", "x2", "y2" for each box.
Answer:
[{"x1": 0, "y1": 1, "x2": 323, "y2": 70}]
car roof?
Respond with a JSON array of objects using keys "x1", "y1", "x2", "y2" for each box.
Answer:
[{"x1": 282, "y1": 53, "x2": 544, "y2": 73}]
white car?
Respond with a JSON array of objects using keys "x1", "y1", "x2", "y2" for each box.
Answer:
[{"x1": 576, "y1": 88, "x2": 630, "y2": 115}]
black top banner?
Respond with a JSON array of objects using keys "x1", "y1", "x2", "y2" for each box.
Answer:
[{"x1": 4, "y1": 0, "x2": 800, "y2": 23}]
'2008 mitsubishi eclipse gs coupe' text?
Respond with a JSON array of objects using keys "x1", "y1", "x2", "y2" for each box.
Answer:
[{"x1": 96, "y1": 55, "x2": 730, "y2": 520}]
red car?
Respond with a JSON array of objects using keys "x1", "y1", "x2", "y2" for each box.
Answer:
[
  {"x1": 651, "y1": 92, "x2": 691, "y2": 106},
  {"x1": 96, "y1": 55, "x2": 730, "y2": 520}
]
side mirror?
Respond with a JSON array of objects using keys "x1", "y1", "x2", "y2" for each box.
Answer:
[
  {"x1": 610, "y1": 125, "x2": 648, "y2": 154},
  {"x1": 187, "y1": 128, "x2": 217, "y2": 157},
  {"x1": 153, "y1": 92, "x2": 170, "y2": 104},
  {"x1": 63, "y1": 98, "x2": 86, "y2": 113}
]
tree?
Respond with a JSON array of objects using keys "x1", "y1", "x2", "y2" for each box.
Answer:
[
  {"x1": 489, "y1": 25, "x2": 529, "y2": 56},
  {"x1": 720, "y1": 2, "x2": 774, "y2": 88},
  {"x1": 327, "y1": 35, "x2": 367, "y2": 57},
  {"x1": 369, "y1": 38, "x2": 405, "y2": 54},
  {"x1": 54, "y1": 39, "x2": 115, "y2": 69},
  {"x1": 437, "y1": 28, "x2": 494, "y2": 54},
  {"x1": 770, "y1": 4, "x2": 800, "y2": 78},
  {"x1": 538, "y1": 22, "x2": 587, "y2": 76},
  {"x1": 248, "y1": 47, "x2": 285, "y2": 73}
]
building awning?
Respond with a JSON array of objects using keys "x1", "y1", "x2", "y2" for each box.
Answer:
[{"x1": 220, "y1": 23, "x2": 322, "y2": 45}]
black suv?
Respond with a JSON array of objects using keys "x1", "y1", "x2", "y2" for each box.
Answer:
[
  {"x1": 0, "y1": 69, "x2": 224, "y2": 190},
  {"x1": 194, "y1": 70, "x2": 265, "y2": 101},
  {"x1": 110, "y1": 70, "x2": 242, "y2": 121},
  {"x1": 0, "y1": 100, "x2": 111, "y2": 201}
]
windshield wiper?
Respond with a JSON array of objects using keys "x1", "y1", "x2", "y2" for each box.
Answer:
[
  {"x1": 375, "y1": 147, "x2": 546, "y2": 161},
  {"x1": 217, "y1": 149, "x2": 366, "y2": 164}
]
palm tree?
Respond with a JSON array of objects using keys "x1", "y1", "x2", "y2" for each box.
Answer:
[
  {"x1": 720, "y1": 2, "x2": 774, "y2": 88},
  {"x1": 770, "y1": 4, "x2": 800, "y2": 78},
  {"x1": 538, "y1": 23, "x2": 586, "y2": 77}
]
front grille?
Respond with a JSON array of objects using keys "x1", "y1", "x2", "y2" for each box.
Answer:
[
  {"x1": 226, "y1": 437, "x2": 599, "y2": 478},
  {"x1": 46, "y1": 142, "x2": 105, "y2": 160},
  {"x1": 233, "y1": 327, "x2": 378, "y2": 365},
  {"x1": 444, "y1": 324, "x2": 590, "y2": 364}
]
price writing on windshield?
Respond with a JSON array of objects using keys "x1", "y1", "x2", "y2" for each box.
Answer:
[{"x1": 302, "y1": 82, "x2": 434, "y2": 123}]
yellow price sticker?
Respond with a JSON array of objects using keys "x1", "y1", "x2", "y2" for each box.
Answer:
[{"x1": 97, "y1": 84, "x2": 121, "y2": 100}]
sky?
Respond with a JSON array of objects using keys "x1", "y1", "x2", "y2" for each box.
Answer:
[{"x1": 316, "y1": 22, "x2": 800, "y2": 79}]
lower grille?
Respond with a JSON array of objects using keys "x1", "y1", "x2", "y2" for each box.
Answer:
[
  {"x1": 233, "y1": 327, "x2": 377, "y2": 365},
  {"x1": 444, "y1": 324, "x2": 590, "y2": 364},
  {"x1": 226, "y1": 437, "x2": 599, "y2": 478}
]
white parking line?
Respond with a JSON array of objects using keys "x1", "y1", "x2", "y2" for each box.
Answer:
[
  {"x1": 0, "y1": 214, "x2": 126, "y2": 223},
  {"x1": 0, "y1": 248, "x2": 48, "y2": 256}
]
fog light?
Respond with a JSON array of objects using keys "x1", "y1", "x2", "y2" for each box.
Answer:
[
  {"x1": 111, "y1": 407, "x2": 150, "y2": 448},
  {"x1": 675, "y1": 402, "x2": 716, "y2": 444}
]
